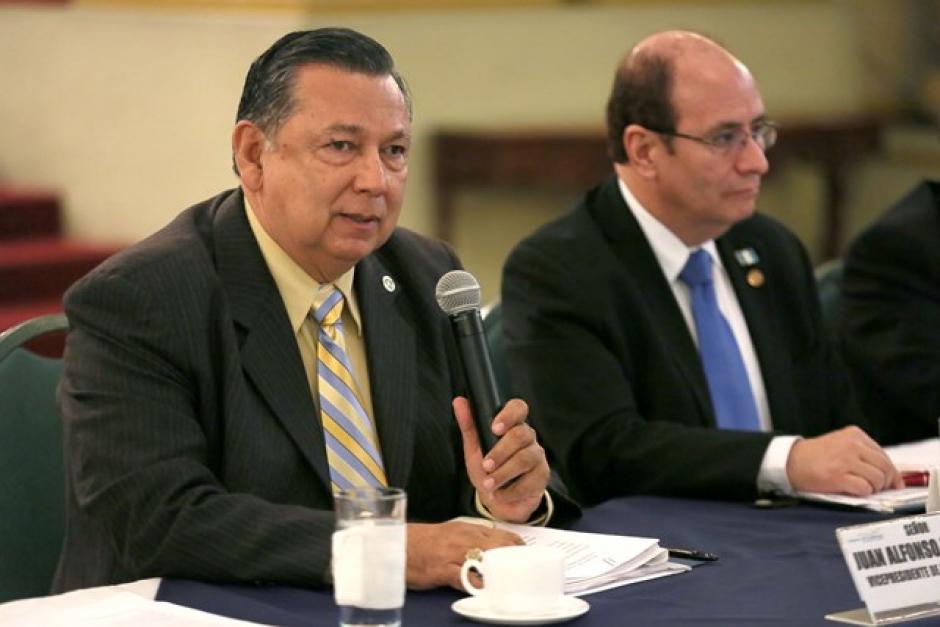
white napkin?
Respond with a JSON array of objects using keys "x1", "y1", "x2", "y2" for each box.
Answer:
[{"x1": 0, "y1": 580, "x2": 261, "y2": 626}]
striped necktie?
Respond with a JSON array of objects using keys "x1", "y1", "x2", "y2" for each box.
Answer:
[
  {"x1": 679, "y1": 249, "x2": 761, "y2": 431},
  {"x1": 312, "y1": 284, "x2": 388, "y2": 493}
]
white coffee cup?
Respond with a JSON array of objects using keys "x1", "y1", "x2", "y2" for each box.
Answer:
[{"x1": 459, "y1": 545, "x2": 565, "y2": 616}]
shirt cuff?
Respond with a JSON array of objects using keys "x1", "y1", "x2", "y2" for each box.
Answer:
[
  {"x1": 757, "y1": 435, "x2": 800, "y2": 494},
  {"x1": 474, "y1": 490, "x2": 554, "y2": 527}
]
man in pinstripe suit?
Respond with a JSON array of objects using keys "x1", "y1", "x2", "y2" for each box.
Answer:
[{"x1": 54, "y1": 28, "x2": 565, "y2": 593}]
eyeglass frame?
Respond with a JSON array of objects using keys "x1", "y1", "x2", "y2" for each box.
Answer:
[{"x1": 644, "y1": 120, "x2": 779, "y2": 154}]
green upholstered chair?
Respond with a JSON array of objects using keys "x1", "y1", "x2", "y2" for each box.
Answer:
[
  {"x1": 481, "y1": 300, "x2": 513, "y2": 397},
  {"x1": 0, "y1": 314, "x2": 69, "y2": 602},
  {"x1": 814, "y1": 258, "x2": 844, "y2": 344}
]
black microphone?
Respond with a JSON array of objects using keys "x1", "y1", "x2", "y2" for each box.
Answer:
[{"x1": 435, "y1": 270, "x2": 502, "y2": 453}]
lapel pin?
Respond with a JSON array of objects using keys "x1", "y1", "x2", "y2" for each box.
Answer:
[
  {"x1": 382, "y1": 275, "x2": 396, "y2": 293},
  {"x1": 734, "y1": 247, "x2": 760, "y2": 267},
  {"x1": 746, "y1": 268, "x2": 765, "y2": 288}
]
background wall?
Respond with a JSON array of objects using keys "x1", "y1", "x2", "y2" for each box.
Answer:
[{"x1": 2, "y1": 0, "x2": 938, "y2": 301}]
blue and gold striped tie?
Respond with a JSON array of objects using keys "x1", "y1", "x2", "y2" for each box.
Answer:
[{"x1": 312, "y1": 285, "x2": 388, "y2": 493}]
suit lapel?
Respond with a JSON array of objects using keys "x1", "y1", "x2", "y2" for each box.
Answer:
[
  {"x1": 356, "y1": 253, "x2": 417, "y2": 490},
  {"x1": 591, "y1": 178, "x2": 714, "y2": 424},
  {"x1": 716, "y1": 229, "x2": 795, "y2": 428},
  {"x1": 213, "y1": 190, "x2": 331, "y2": 490}
]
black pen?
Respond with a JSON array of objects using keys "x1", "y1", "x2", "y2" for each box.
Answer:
[{"x1": 667, "y1": 547, "x2": 719, "y2": 561}]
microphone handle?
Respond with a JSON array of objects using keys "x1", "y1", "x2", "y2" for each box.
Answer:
[{"x1": 450, "y1": 310, "x2": 503, "y2": 452}]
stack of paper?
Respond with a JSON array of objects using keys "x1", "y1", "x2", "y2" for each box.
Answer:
[
  {"x1": 888, "y1": 438, "x2": 940, "y2": 472},
  {"x1": 495, "y1": 522, "x2": 689, "y2": 595},
  {"x1": 795, "y1": 487, "x2": 929, "y2": 514}
]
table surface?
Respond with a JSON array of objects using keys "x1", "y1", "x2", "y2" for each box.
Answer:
[{"x1": 157, "y1": 495, "x2": 940, "y2": 627}]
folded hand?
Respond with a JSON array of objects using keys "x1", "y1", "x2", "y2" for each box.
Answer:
[{"x1": 786, "y1": 425, "x2": 904, "y2": 495}]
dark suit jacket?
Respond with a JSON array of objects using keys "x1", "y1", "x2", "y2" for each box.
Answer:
[
  {"x1": 840, "y1": 179, "x2": 940, "y2": 444},
  {"x1": 53, "y1": 188, "x2": 573, "y2": 592},
  {"x1": 502, "y1": 176, "x2": 856, "y2": 504}
]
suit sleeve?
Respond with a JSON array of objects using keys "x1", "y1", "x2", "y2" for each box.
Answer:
[
  {"x1": 60, "y1": 270, "x2": 335, "y2": 587},
  {"x1": 501, "y1": 238, "x2": 772, "y2": 504},
  {"x1": 841, "y1": 219, "x2": 940, "y2": 442}
]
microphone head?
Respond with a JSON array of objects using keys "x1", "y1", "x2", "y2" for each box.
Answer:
[{"x1": 435, "y1": 270, "x2": 481, "y2": 315}]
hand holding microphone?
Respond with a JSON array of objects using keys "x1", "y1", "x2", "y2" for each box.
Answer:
[{"x1": 436, "y1": 270, "x2": 549, "y2": 523}]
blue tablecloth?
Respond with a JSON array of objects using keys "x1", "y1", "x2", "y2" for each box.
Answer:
[{"x1": 157, "y1": 496, "x2": 940, "y2": 626}]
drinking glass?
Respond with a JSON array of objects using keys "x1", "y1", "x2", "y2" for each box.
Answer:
[{"x1": 333, "y1": 487, "x2": 406, "y2": 627}]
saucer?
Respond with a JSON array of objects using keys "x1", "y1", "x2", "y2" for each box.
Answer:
[{"x1": 451, "y1": 595, "x2": 589, "y2": 625}]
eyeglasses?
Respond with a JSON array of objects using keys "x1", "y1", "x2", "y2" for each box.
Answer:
[{"x1": 650, "y1": 121, "x2": 778, "y2": 155}]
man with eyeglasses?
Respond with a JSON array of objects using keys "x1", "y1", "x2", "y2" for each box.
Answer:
[{"x1": 501, "y1": 30, "x2": 903, "y2": 503}]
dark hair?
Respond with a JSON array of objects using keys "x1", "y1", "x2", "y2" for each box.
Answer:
[
  {"x1": 233, "y1": 27, "x2": 411, "y2": 173},
  {"x1": 605, "y1": 50, "x2": 675, "y2": 164}
]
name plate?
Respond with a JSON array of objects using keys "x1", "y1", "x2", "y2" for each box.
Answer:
[{"x1": 829, "y1": 512, "x2": 940, "y2": 625}]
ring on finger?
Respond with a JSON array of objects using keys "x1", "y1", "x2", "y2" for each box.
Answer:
[{"x1": 465, "y1": 547, "x2": 484, "y2": 562}]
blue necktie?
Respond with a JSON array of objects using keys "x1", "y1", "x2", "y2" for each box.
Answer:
[{"x1": 679, "y1": 249, "x2": 761, "y2": 431}]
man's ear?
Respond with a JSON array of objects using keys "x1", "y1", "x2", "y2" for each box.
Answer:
[
  {"x1": 232, "y1": 121, "x2": 267, "y2": 191},
  {"x1": 623, "y1": 124, "x2": 660, "y2": 179}
]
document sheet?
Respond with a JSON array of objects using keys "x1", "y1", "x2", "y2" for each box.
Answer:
[{"x1": 495, "y1": 522, "x2": 690, "y2": 595}]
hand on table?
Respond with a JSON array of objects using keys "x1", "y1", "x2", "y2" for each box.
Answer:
[
  {"x1": 406, "y1": 521, "x2": 523, "y2": 590},
  {"x1": 786, "y1": 425, "x2": 904, "y2": 495}
]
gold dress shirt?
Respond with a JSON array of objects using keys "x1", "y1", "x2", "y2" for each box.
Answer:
[
  {"x1": 243, "y1": 195, "x2": 550, "y2": 524},
  {"x1": 244, "y1": 199, "x2": 377, "y2": 440}
]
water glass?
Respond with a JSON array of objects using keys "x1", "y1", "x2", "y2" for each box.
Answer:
[{"x1": 333, "y1": 487, "x2": 406, "y2": 627}]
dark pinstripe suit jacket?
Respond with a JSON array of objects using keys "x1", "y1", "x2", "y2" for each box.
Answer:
[
  {"x1": 53, "y1": 188, "x2": 487, "y2": 591},
  {"x1": 502, "y1": 176, "x2": 858, "y2": 504}
]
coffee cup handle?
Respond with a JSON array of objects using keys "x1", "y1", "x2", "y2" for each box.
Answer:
[{"x1": 460, "y1": 559, "x2": 485, "y2": 596}]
